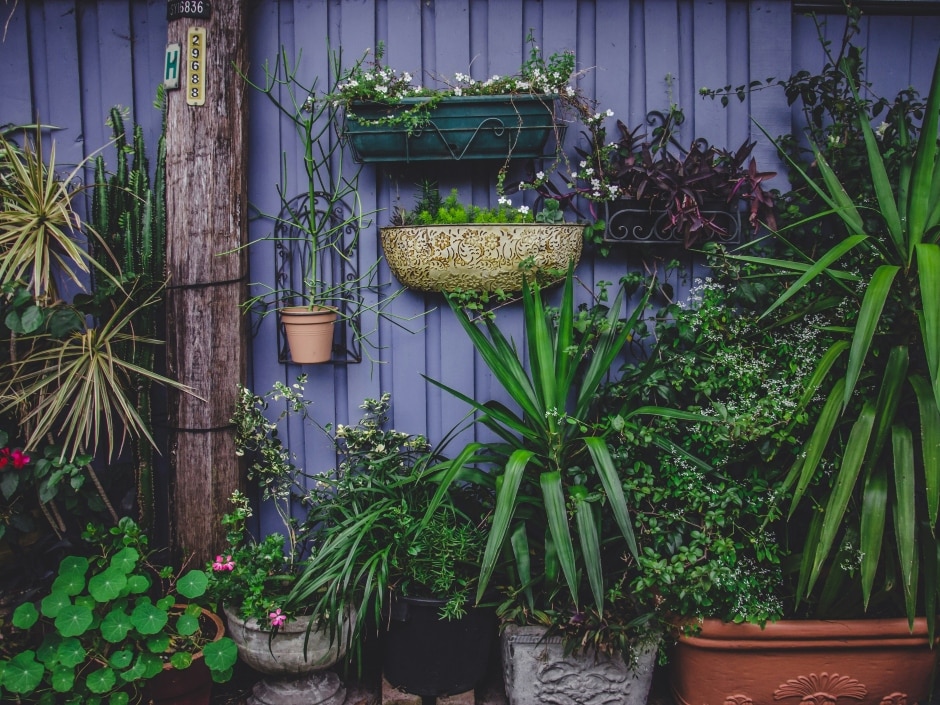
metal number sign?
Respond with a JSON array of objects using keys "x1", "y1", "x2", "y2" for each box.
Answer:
[
  {"x1": 186, "y1": 27, "x2": 206, "y2": 106},
  {"x1": 167, "y1": 1, "x2": 211, "y2": 21}
]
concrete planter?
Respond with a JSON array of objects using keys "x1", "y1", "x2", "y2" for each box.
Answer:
[
  {"x1": 500, "y1": 625, "x2": 657, "y2": 705},
  {"x1": 379, "y1": 222, "x2": 583, "y2": 293},
  {"x1": 671, "y1": 617, "x2": 939, "y2": 705},
  {"x1": 223, "y1": 606, "x2": 351, "y2": 705}
]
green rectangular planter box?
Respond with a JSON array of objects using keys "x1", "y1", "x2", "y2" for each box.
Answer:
[{"x1": 343, "y1": 94, "x2": 560, "y2": 163}]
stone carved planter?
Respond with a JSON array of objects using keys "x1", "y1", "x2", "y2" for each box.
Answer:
[
  {"x1": 223, "y1": 606, "x2": 352, "y2": 705},
  {"x1": 379, "y1": 223, "x2": 583, "y2": 293},
  {"x1": 671, "y1": 618, "x2": 939, "y2": 705},
  {"x1": 501, "y1": 625, "x2": 657, "y2": 705}
]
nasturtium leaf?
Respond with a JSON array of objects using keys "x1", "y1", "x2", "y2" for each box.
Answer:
[
  {"x1": 100, "y1": 610, "x2": 133, "y2": 643},
  {"x1": 108, "y1": 692, "x2": 129, "y2": 705},
  {"x1": 108, "y1": 650, "x2": 133, "y2": 669},
  {"x1": 13, "y1": 601, "x2": 39, "y2": 629},
  {"x1": 119, "y1": 657, "x2": 145, "y2": 682},
  {"x1": 210, "y1": 666, "x2": 233, "y2": 684},
  {"x1": 108, "y1": 547, "x2": 139, "y2": 575},
  {"x1": 126, "y1": 575, "x2": 149, "y2": 594},
  {"x1": 58, "y1": 556, "x2": 89, "y2": 577},
  {"x1": 55, "y1": 604, "x2": 94, "y2": 637},
  {"x1": 88, "y1": 568, "x2": 128, "y2": 602},
  {"x1": 36, "y1": 634, "x2": 60, "y2": 664},
  {"x1": 130, "y1": 602, "x2": 167, "y2": 635},
  {"x1": 138, "y1": 652, "x2": 163, "y2": 679},
  {"x1": 156, "y1": 595, "x2": 175, "y2": 611},
  {"x1": 85, "y1": 666, "x2": 116, "y2": 694},
  {"x1": 3, "y1": 651, "x2": 43, "y2": 693},
  {"x1": 203, "y1": 638, "x2": 238, "y2": 673},
  {"x1": 75, "y1": 595, "x2": 96, "y2": 610},
  {"x1": 51, "y1": 666, "x2": 75, "y2": 692},
  {"x1": 146, "y1": 634, "x2": 170, "y2": 654},
  {"x1": 170, "y1": 651, "x2": 192, "y2": 670},
  {"x1": 40, "y1": 591, "x2": 71, "y2": 619},
  {"x1": 175, "y1": 613, "x2": 199, "y2": 636},
  {"x1": 56, "y1": 637, "x2": 86, "y2": 668},
  {"x1": 176, "y1": 570, "x2": 208, "y2": 599},
  {"x1": 52, "y1": 570, "x2": 86, "y2": 597}
]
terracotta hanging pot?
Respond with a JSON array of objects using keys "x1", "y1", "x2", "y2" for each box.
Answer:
[
  {"x1": 671, "y1": 617, "x2": 939, "y2": 705},
  {"x1": 279, "y1": 306, "x2": 337, "y2": 364}
]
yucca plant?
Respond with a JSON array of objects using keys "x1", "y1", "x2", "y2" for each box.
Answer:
[
  {"x1": 746, "y1": 48, "x2": 940, "y2": 626},
  {"x1": 430, "y1": 266, "x2": 697, "y2": 613}
]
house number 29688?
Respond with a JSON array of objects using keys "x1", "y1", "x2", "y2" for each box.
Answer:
[{"x1": 186, "y1": 27, "x2": 206, "y2": 106}]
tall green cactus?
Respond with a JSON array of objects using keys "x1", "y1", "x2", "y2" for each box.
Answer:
[{"x1": 90, "y1": 105, "x2": 167, "y2": 532}]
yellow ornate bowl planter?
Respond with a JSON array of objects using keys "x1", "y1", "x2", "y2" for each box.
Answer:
[{"x1": 379, "y1": 222, "x2": 583, "y2": 293}]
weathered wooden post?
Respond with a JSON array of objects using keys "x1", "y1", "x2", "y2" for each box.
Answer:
[{"x1": 164, "y1": 0, "x2": 247, "y2": 560}]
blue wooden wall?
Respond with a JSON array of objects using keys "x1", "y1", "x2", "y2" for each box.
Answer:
[{"x1": 3, "y1": 1, "x2": 939, "y2": 528}]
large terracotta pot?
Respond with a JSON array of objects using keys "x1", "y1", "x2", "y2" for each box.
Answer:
[
  {"x1": 379, "y1": 222, "x2": 583, "y2": 293},
  {"x1": 672, "y1": 618, "x2": 939, "y2": 705}
]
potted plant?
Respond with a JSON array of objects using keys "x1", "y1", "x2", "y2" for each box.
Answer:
[
  {"x1": 429, "y1": 266, "x2": 693, "y2": 704},
  {"x1": 240, "y1": 49, "x2": 407, "y2": 365},
  {"x1": 285, "y1": 393, "x2": 498, "y2": 698},
  {"x1": 337, "y1": 35, "x2": 578, "y2": 164},
  {"x1": 380, "y1": 181, "x2": 584, "y2": 293},
  {"x1": 520, "y1": 104, "x2": 777, "y2": 250},
  {"x1": 0, "y1": 517, "x2": 237, "y2": 705},
  {"x1": 208, "y1": 378, "x2": 351, "y2": 705},
  {"x1": 665, "y1": 27, "x2": 940, "y2": 705}
]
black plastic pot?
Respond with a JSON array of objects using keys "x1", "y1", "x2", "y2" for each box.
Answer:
[{"x1": 382, "y1": 595, "x2": 497, "y2": 697}]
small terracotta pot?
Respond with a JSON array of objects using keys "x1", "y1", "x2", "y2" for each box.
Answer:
[
  {"x1": 279, "y1": 306, "x2": 337, "y2": 364},
  {"x1": 671, "y1": 617, "x2": 939, "y2": 705}
]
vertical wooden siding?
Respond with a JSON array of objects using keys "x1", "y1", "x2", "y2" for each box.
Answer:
[{"x1": 2, "y1": 1, "x2": 939, "y2": 527}]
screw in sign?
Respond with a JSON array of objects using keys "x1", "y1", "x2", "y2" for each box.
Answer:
[{"x1": 186, "y1": 27, "x2": 206, "y2": 106}]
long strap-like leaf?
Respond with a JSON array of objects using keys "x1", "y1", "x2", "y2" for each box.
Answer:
[
  {"x1": 908, "y1": 50, "x2": 940, "y2": 251},
  {"x1": 809, "y1": 402, "x2": 876, "y2": 591},
  {"x1": 843, "y1": 265, "x2": 899, "y2": 407}
]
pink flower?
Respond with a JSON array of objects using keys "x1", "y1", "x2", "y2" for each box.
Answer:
[
  {"x1": 10, "y1": 450, "x2": 29, "y2": 469},
  {"x1": 212, "y1": 554, "x2": 235, "y2": 571},
  {"x1": 0, "y1": 448, "x2": 30, "y2": 470},
  {"x1": 268, "y1": 608, "x2": 287, "y2": 628}
]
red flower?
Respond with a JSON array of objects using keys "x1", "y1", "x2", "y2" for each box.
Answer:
[{"x1": 0, "y1": 447, "x2": 31, "y2": 470}]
